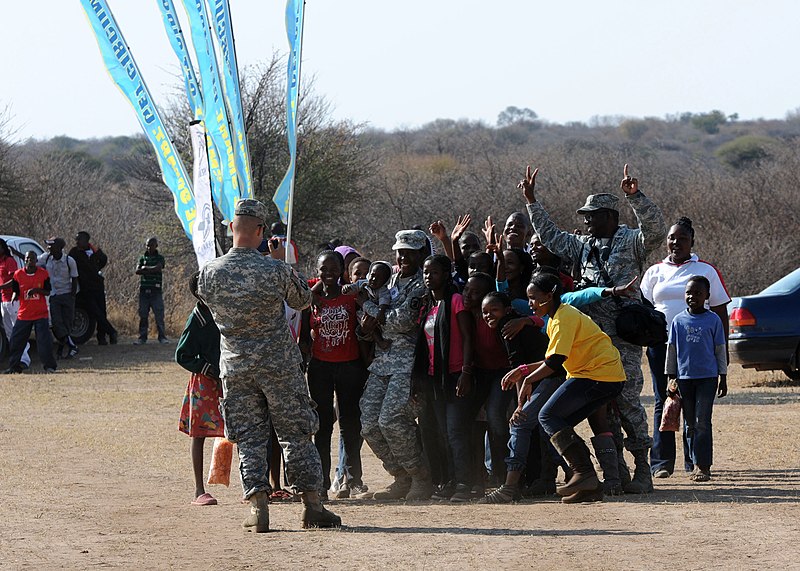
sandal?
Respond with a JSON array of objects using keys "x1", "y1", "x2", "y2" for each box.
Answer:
[
  {"x1": 269, "y1": 489, "x2": 294, "y2": 502},
  {"x1": 191, "y1": 493, "x2": 218, "y2": 506},
  {"x1": 477, "y1": 484, "x2": 519, "y2": 504},
  {"x1": 693, "y1": 469, "x2": 711, "y2": 482}
]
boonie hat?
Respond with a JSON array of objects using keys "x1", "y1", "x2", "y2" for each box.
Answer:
[
  {"x1": 45, "y1": 237, "x2": 66, "y2": 248},
  {"x1": 234, "y1": 199, "x2": 269, "y2": 223},
  {"x1": 392, "y1": 230, "x2": 428, "y2": 251},
  {"x1": 576, "y1": 193, "x2": 620, "y2": 214}
]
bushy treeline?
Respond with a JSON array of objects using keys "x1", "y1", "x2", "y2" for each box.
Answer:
[{"x1": 2, "y1": 86, "x2": 798, "y2": 335}]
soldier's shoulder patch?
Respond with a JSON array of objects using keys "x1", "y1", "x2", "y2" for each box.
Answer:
[{"x1": 409, "y1": 297, "x2": 422, "y2": 311}]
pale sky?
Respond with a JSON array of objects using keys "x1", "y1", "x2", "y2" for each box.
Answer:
[{"x1": 1, "y1": 1, "x2": 798, "y2": 141}]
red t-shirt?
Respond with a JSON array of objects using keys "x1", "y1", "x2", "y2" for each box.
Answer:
[
  {"x1": 474, "y1": 318, "x2": 510, "y2": 370},
  {"x1": 424, "y1": 293, "x2": 467, "y2": 376},
  {"x1": 1, "y1": 255, "x2": 18, "y2": 303},
  {"x1": 310, "y1": 293, "x2": 359, "y2": 362},
  {"x1": 13, "y1": 267, "x2": 50, "y2": 321}
]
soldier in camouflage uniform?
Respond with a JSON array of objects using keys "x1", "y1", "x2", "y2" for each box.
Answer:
[
  {"x1": 197, "y1": 199, "x2": 340, "y2": 532},
  {"x1": 358, "y1": 230, "x2": 433, "y2": 501},
  {"x1": 519, "y1": 165, "x2": 667, "y2": 495}
]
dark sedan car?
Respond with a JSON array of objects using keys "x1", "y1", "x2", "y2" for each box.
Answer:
[{"x1": 728, "y1": 267, "x2": 800, "y2": 380}]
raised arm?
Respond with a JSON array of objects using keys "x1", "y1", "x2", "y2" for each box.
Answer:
[
  {"x1": 621, "y1": 164, "x2": 667, "y2": 259},
  {"x1": 518, "y1": 165, "x2": 584, "y2": 263}
]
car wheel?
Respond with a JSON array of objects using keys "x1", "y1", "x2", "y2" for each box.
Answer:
[{"x1": 71, "y1": 307, "x2": 97, "y2": 345}]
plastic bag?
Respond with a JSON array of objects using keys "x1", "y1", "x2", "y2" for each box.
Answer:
[
  {"x1": 659, "y1": 393, "x2": 682, "y2": 432},
  {"x1": 207, "y1": 437, "x2": 234, "y2": 487}
]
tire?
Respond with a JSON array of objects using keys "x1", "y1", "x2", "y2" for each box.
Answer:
[
  {"x1": 71, "y1": 307, "x2": 96, "y2": 345},
  {"x1": 783, "y1": 368, "x2": 800, "y2": 381},
  {"x1": 0, "y1": 330, "x2": 8, "y2": 362}
]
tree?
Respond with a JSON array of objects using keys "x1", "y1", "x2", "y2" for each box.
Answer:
[
  {"x1": 691, "y1": 110, "x2": 728, "y2": 134},
  {"x1": 497, "y1": 106, "x2": 538, "y2": 127},
  {"x1": 0, "y1": 105, "x2": 23, "y2": 213},
  {"x1": 715, "y1": 135, "x2": 776, "y2": 169}
]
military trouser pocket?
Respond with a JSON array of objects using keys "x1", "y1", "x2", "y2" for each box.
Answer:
[
  {"x1": 288, "y1": 392, "x2": 319, "y2": 437},
  {"x1": 218, "y1": 397, "x2": 237, "y2": 443}
]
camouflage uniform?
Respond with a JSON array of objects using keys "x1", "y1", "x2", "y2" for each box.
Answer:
[
  {"x1": 360, "y1": 267, "x2": 427, "y2": 476},
  {"x1": 527, "y1": 190, "x2": 667, "y2": 454},
  {"x1": 197, "y1": 242, "x2": 321, "y2": 500}
]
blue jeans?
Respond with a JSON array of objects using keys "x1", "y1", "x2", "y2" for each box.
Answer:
[
  {"x1": 474, "y1": 368, "x2": 513, "y2": 479},
  {"x1": 506, "y1": 376, "x2": 564, "y2": 472},
  {"x1": 423, "y1": 374, "x2": 477, "y2": 486},
  {"x1": 677, "y1": 377, "x2": 717, "y2": 469},
  {"x1": 306, "y1": 358, "x2": 367, "y2": 489},
  {"x1": 648, "y1": 344, "x2": 692, "y2": 473},
  {"x1": 138, "y1": 288, "x2": 166, "y2": 341},
  {"x1": 539, "y1": 378, "x2": 624, "y2": 437}
]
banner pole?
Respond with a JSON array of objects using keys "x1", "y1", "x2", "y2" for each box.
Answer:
[{"x1": 284, "y1": 0, "x2": 305, "y2": 265}]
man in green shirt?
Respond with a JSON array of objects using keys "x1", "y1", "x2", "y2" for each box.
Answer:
[{"x1": 134, "y1": 237, "x2": 168, "y2": 344}]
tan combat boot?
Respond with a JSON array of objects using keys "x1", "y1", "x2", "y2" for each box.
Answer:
[
  {"x1": 405, "y1": 465, "x2": 434, "y2": 501},
  {"x1": 371, "y1": 471, "x2": 412, "y2": 500},
  {"x1": 300, "y1": 491, "x2": 342, "y2": 529},
  {"x1": 242, "y1": 491, "x2": 270, "y2": 533}
]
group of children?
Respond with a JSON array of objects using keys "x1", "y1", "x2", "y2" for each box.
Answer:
[{"x1": 176, "y1": 213, "x2": 729, "y2": 506}]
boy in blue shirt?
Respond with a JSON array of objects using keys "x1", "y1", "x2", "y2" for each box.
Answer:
[{"x1": 666, "y1": 275, "x2": 728, "y2": 482}]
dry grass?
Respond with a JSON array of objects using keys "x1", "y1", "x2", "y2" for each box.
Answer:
[{"x1": 1, "y1": 340, "x2": 798, "y2": 570}]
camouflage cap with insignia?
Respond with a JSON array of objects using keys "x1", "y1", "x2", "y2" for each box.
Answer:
[
  {"x1": 576, "y1": 193, "x2": 620, "y2": 214},
  {"x1": 234, "y1": 199, "x2": 269, "y2": 223},
  {"x1": 392, "y1": 229, "x2": 428, "y2": 251}
]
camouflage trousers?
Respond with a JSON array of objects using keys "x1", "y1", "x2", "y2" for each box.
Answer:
[
  {"x1": 220, "y1": 366, "x2": 323, "y2": 499},
  {"x1": 607, "y1": 338, "x2": 654, "y2": 453},
  {"x1": 360, "y1": 371, "x2": 425, "y2": 476}
]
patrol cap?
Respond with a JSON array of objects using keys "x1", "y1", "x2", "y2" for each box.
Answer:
[
  {"x1": 45, "y1": 237, "x2": 66, "y2": 248},
  {"x1": 576, "y1": 193, "x2": 620, "y2": 214},
  {"x1": 234, "y1": 199, "x2": 269, "y2": 223},
  {"x1": 392, "y1": 229, "x2": 428, "y2": 251}
]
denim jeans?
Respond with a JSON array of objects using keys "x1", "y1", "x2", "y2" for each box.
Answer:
[
  {"x1": 474, "y1": 368, "x2": 513, "y2": 480},
  {"x1": 421, "y1": 374, "x2": 477, "y2": 486},
  {"x1": 506, "y1": 375, "x2": 565, "y2": 472},
  {"x1": 539, "y1": 378, "x2": 625, "y2": 437},
  {"x1": 138, "y1": 288, "x2": 166, "y2": 341},
  {"x1": 419, "y1": 381, "x2": 452, "y2": 486},
  {"x1": 306, "y1": 358, "x2": 366, "y2": 489},
  {"x1": 677, "y1": 377, "x2": 717, "y2": 469},
  {"x1": 9, "y1": 318, "x2": 56, "y2": 371},
  {"x1": 648, "y1": 343, "x2": 692, "y2": 473}
]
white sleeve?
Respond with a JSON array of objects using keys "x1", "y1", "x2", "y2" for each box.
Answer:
[
  {"x1": 705, "y1": 264, "x2": 731, "y2": 308},
  {"x1": 640, "y1": 265, "x2": 657, "y2": 304}
]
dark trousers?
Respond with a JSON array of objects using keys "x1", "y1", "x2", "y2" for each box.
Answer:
[
  {"x1": 9, "y1": 318, "x2": 56, "y2": 371},
  {"x1": 138, "y1": 288, "x2": 166, "y2": 341},
  {"x1": 647, "y1": 343, "x2": 692, "y2": 473},
  {"x1": 306, "y1": 358, "x2": 367, "y2": 489},
  {"x1": 78, "y1": 289, "x2": 116, "y2": 341},
  {"x1": 420, "y1": 374, "x2": 477, "y2": 486},
  {"x1": 474, "y1": 368, "x2": 513, "y2": 480},
  {"x1": 539, "y1": 378, "x2": 625, "y2": 437},
  {"x1": 677, "y1": 377, "x2": 717, "y2": 469}
]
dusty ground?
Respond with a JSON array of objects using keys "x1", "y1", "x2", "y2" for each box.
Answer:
[{"x1": 1, "y1": 340, "x2": 798, "y2": 570}]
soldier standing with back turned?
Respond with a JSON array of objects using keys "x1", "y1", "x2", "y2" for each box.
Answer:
[{"x1": 197, "y1": 198, "x2": 341, "y2": 532}]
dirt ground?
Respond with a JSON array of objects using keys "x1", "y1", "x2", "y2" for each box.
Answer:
[{"x1": 1, "y1": 340, "x2": 798, "y2": 570}]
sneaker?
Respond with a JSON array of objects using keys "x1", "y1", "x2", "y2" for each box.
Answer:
[
  {"x1": 133, "y1": 339, "x2": 146, "y2": 345},
  {"x1": 2, "y1": 366, "x2": 23, "y2": 375},
  {"x1": 109, "y1": 331, "x2": 118, "y2": 345},
  {"x1": 653, "y1": 469, "x2": 671, "y2": 479},
  {"x1": 158, "y1": 338, "x2": 170, "y2": 344},
  {"x1": 97, "y1": 337, "x2": 108, "y2": 346},
  {"x1": 44, "y1": 368, "x2": 57, "y2": 374},
  {"x1": 431, "y1": 481, "x2": 456, "y2": 501},
  {"x1": 66, "y1": 346, "x2": 79, "y2": 359},
  {"x1": 450, "y1": 484, "x2": 472, "y2": 503},
  {"x1": 335, "y1": 484, "x2": 351, "y2": 499},
  {"x1": 349, "y1": 483, "x2": 369, "y2": 496}
]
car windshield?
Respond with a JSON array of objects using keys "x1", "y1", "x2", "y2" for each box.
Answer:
[{"x1": 760, "y1": 268, "x2": 800, "y2": 295}]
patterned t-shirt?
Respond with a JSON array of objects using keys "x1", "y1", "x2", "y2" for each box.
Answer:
[{"x1": 311, "y1": 293, "x2": 360, "y2": 363}]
